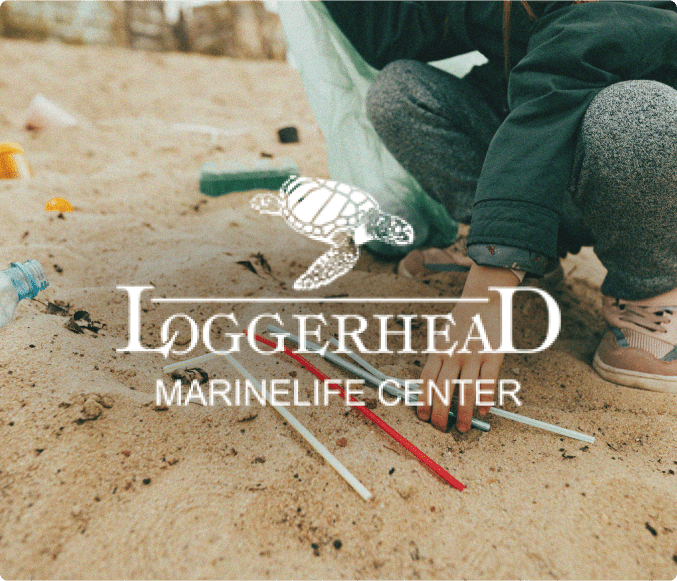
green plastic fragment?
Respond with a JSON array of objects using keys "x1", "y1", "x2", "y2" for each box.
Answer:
[{"x1": 199, "y1": 158, "x2": 301, "y2": 197}]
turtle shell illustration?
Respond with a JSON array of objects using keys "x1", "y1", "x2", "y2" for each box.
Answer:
[{"x1": 251, "y1": 176, "x2": 414, "y2": 290}]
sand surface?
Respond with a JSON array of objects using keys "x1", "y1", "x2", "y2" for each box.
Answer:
[{"x1": 0, "y1": 39, "x2": 676, "y2": 580}]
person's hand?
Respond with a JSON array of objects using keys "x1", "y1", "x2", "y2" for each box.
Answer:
[{"x1": 417, "y1": 264, "x2": 520, "y2": 432}]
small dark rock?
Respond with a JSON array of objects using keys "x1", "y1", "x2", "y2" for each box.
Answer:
[
  {"x1": 333, "y1": 540, "x2": 342, "y2": 550},
  {"x1": 646, "y1": 522, "x2": 658, "y2": 536},
  {"x1": 142, "y1": 478, "x2": 151, "y2": 485},
  {"x1": 388, "y1": 467, "x2": 395, "y2": 475},
  {"x1": 278, "y1": 126, "x2": 299, "y2": 143}
]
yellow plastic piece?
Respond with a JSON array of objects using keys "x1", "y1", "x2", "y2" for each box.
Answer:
[
  {"x1": 0, "y1": 142, "x2": 31, "y2": 179},
  {"x1": 45, "y1": 197, "x2": 74, "y2": 212}
]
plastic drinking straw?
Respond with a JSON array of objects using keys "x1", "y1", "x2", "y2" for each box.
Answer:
[
  {"x1": 165, "y1": 351, "x2": 372, "y2": 501},
  {"x1": 222, "y1": 352, "x2": 373, "y2": 501},
  {"x1": 163, "y1": 346, "x2": 464, "y2": 491},
  {"x1": 322, "y1": 331, "x2": 595, "y2": 443},
  {"x1": 252, "y1": 333, "x2": 466, "y2": 491},
  {"x1": 266, "y1": 325, "x2": 595, "y2": 444},
  {"x1": 266, "y1": 324, "x2": 491, "y2": 432},
  {"x1": 324, "y1": 334, "x2": 494, "y2": 432},
  {"x1": 488, "y1": 408, "x2": 595, "y2": 443},
  {"x1": 327, "y1": 335, "x2": 387, "y2": 381}
]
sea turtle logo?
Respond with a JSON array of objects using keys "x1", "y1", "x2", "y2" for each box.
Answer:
[{"x1": 251, "y1": 176, "x2": 414, "y2": 291}]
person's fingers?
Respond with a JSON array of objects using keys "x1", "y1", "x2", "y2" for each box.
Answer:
[
  {"x1": 430, "y1": 360, "x2": 459, "y2": 431},
  {"x1": 478, "y1": 359, "x2": 500, "y2": 416},
  {"x1": 456, "y1": 362, "x2": 480, "y2": 432},
  {"x1": 418, "y1": 355, "x2": 442, "y2": 421}
]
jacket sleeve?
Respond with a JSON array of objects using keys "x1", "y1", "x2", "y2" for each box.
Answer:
[
  {"x1": 467, "y1": 1, "x2": 677, "y2": 263},
  {"x1": 322, "y1": 1, "x2": 471, "y2": 69}
]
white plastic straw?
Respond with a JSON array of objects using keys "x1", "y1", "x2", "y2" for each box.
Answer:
[
  {"x1": 488, "y1": 407, "x2": 595, "y2": 443},
  {"x1": 163, "y1": 334, "x2": 595, "y2": 445},
  {"x1": 266, "y1": 325, "x2": 595, "y2": 444},
  {"x1": 163, "y1": 352, "x2": 372, "y2": 501},
  {"x1": 267, "y1": 325, "x2": 492, "y2": 432},
  {"x1": 223, "y1": 353, "x2": 372, "y2": 501}
]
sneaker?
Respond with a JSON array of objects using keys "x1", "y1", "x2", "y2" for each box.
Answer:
[
  {"x1": 397, "y1": 236, "x2": 473, "y2": 278},
  {"x1": 593, "y1": 296, "x2": 677, "y2": 393}
]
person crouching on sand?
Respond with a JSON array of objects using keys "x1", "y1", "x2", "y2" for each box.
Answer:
[{"x1": 322, "y1": 0, "x2": 677, "y2": 431}]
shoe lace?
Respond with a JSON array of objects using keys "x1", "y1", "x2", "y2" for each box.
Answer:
[{"x1": 616, "y1": 300, "x2": 674, "y2": 334}]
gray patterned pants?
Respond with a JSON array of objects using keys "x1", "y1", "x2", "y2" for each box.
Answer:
[{"x1": 366, "y1": 60, "x2": 677, "y2": 301}]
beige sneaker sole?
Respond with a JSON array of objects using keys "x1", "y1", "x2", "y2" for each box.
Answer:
[{"x1": 593, "y1": 352, "x2": 677, "y2": 394}]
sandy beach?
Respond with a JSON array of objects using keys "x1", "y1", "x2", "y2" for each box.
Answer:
[{"x1": 0, "y1": 38, "x2": 676, "y2": 580}]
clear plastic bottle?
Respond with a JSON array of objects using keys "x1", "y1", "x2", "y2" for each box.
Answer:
[{"x1": 0, "y1": 260, "x2": 49, "y2": 328}]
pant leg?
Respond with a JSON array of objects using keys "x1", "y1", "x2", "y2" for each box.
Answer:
[
  {"x1": 366, "y1": 59, "x2": 502, "y2": 226},
  {"x1": 572, "y1": 80, "x2": 677, "y2": 301}
]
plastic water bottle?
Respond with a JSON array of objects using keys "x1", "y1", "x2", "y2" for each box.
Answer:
[{"x1": 0, "y1": 260, "x2": 49, "y2": 328}]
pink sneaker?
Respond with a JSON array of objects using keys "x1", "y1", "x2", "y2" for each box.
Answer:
[
  {"x1": 593, "y1": 296, "x2": 677, "y2": 393},
  {"x1": 397, "y1": 236, "x2": 473, "y2": 277}
]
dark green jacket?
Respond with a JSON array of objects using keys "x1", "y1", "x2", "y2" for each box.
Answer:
[{"x1": 324, "y1": 1, "x2": 677, "y2": 268}]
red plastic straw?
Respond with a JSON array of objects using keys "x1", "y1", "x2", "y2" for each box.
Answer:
[{"x1": 253, "y1": 334, "x2": 465, "y2": 491}]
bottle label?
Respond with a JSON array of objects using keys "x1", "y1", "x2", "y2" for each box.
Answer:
[{"x1": 8, "y1": 263, "x2": 40, "y2": 300}]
